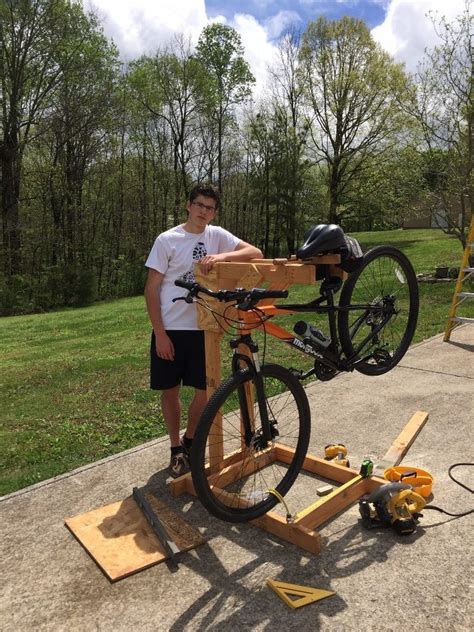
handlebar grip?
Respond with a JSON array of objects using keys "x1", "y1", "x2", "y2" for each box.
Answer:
[{"x1": 259, "y1": 289, "x2": 289, "y2": 299}]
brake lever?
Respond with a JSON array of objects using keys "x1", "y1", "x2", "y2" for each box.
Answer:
[{"x1": 172, "y1": 295, "x2": 194, "y2": 304}]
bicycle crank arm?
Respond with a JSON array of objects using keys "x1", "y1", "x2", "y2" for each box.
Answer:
[{"x1": 290, "y1": 367, "x2": 316, "y2": 380}]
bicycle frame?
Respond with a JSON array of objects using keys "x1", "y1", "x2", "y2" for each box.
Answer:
[{"x1": 231, "y1": 291, "x2": 397, "y2": 378}]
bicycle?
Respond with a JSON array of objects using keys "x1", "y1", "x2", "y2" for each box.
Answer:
[{"x1": 173, "y1": 240, "x2": 419, "y2": 524}]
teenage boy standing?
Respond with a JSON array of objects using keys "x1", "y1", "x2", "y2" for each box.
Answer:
[{"x1": 144, "y1": 183, "x2": 263, "y2": 477}]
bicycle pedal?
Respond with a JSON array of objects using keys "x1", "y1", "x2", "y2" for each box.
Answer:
[
  {"x1": 289, "y1": 367, "x2": 303, "y2": 378},
  {"x1": 289, "y1": 367, "x2": 316, "y2": 381}
]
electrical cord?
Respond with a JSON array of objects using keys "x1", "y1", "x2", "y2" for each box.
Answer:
[
  {"x1": 424, "y1": 463, "x2": 473, "y2": 517},
  {"x1": 194, "y1": 298, "x2": 272, "y2": 372}
]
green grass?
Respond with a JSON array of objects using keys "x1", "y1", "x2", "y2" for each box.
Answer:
[{"x1": 0, "y1": 229, "x2": 469, "y2": 495}]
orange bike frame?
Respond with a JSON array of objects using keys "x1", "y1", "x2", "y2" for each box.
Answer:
[{"x1": 237, "y1": 305, "x2": 329, "y2": 363}]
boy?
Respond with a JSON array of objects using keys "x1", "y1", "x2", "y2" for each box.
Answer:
[{"x1": 144, "y1": 183, "x2": 263, "y2": 477}]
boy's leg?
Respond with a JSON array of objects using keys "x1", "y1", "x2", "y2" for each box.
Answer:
[
  {"x1": 150, "y1": 330, "x2": 190, "y2": 477},
  {"x1": 185, "y1": 388, "x2": 208, "y2": 439},
  {"x1": 161, "y1": 385, "x2": 182, "y2": 447},
  {"x1": 162, "y1": 384, "x2": 191, "y2": 478},
  {"x1": 182, "y1": 330, "x2": 207, "y2": 442}
]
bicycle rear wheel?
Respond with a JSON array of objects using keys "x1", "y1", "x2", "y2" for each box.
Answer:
[
  {"x1": 338, "y1": 246, "x2": 419, "y2": 375},
  {"x1": 191, "y1": 363, "x2": 311, "y2": 523}
]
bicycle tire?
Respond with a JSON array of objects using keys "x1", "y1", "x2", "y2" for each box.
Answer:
[
  {"x1": 338, "y1": 245, "x2": 419, "y2": 375},
  {"x1": 191, "y1": 363, "x2": 311, "y2": 523}
]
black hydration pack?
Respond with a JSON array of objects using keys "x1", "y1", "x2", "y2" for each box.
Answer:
[{"x1": 337, "y1": 235, "x2": 364, "y2": 273}]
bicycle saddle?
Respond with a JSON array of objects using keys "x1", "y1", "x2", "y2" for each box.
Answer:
[{"x1": 296, "y1": 224, "x2": 346, "y2": 259}]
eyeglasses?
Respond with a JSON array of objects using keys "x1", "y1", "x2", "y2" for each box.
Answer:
[{"x1": 192, "y1": 201, "x2": 216, "y2": 213}]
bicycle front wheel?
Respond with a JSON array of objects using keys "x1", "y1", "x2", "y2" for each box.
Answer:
[
  {"x1": 191, "y1": 363, "x2": 311, "y2": 523},
  {"x1": 338, "y1": 246, "x2": 419, "y2": 375}
]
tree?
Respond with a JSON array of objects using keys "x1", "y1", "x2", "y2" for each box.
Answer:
[
  {"x1": 0, "y1": 0, "x2": 66, "y2": 276},
  {"x1": 342, "y1": 146, "x2": 426, "y2": 231},
  {"x1": 268, "y1": 31, "x2": 310, "y2": 254},
  {"x1": 42, "y1": 8, "x2": 120, "y2": 304},
  {"x1": 300, "y1": 16, "x2": 411, "y2": 224},
  {"x1": 0, "y1": 0, "x2": 120, "y2": 285},
  {"x1": 129, "y1": 36, "x2": 204, "y2": 225},
  {"x1": 195, "y1": 23, "x2": 255, "y2": 216},
  {"x1": 413, "y1": 3, "x2": 473, "y2": 249}
]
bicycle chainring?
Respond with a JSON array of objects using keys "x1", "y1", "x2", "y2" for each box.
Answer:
[{"x1": 314, "y1": 361, "x2": 338, "y2": 381}]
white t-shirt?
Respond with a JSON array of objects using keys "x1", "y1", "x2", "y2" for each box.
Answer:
[{"x1": 145, "y1": 224, "x2": 241, "y2": 329}]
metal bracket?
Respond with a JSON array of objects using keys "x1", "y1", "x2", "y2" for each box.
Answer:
[{"x1": 132, "y1": 487, "x2": 180, "y2": 561}]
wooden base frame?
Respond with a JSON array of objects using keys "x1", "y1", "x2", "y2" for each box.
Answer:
[
  {"x1": 169, "y1": 412, "x2": 429, "y2": 555},
  {"x1": 169, "y1": 260, "x2": 429, "y2": 555}
]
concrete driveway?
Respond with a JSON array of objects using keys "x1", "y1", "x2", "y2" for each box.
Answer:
[{"x1": 1, "y1": 326, "x2": 473, "y2": 631}]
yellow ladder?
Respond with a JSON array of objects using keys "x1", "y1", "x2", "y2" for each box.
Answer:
[{"x1": 444, "y1": 218, "x2": 474, "y2": 341}]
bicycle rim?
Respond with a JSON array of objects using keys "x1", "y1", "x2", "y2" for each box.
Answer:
[
  {"x1": 191, "y1": 363, "x2": 311, "y2": 523},
  {"x1": 338, "y1": 246, "x2": 419, "y2": 375}
]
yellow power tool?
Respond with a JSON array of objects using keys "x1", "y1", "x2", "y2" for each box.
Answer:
[
  {"x1": 324, "y1": 443, "x2": 350, "y2": 467},
  {"x1": 359, "y1": 482, "x2": 426, "y2": 535}
]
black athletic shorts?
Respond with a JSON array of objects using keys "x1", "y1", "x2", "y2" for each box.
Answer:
[{"x1": 150, "y1": 330, "x2": 206, "y2": 390}]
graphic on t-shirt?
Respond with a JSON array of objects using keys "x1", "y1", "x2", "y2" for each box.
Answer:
[{"x1": 182, "y1": 242, "x2": 207, "y2": 283}]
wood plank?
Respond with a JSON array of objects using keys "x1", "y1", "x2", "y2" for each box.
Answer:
[
  {"x1": 204, "y1": 331, "x2": 224, "y2": 467},
  {"x1": 211, "y1": 261, "x2": 316, "y2": 285},
  {"x1": 374, "y1": 411, "x2": 429, "y2": 474},
  {"x1": 207, "y1": 449, "x2": 276, "y2": 488},
  {"x1": 168, "y1": 472, "x2": 192, "y2": 497},
  {"x1": 169, "y1": 447, "x2": 264, "y2": 497},
  {"x1": 273, "y1": 255, "x2": 340, "y2": 265},
  {"x1": 274, "y1": 445, "x2": 358, "y2": 483},
  {"x1": 363, "y1": 474, "x2": 391, "y2": 494},
  {"x1": 252, "y1": 513, "x2": 321, "y2": 555},
  {"x1": 65, "y1": 492, "x2": 205, "y2": 581},
  {"x1": 294, "y1": 477, "x2": 368, "y2": 530},
  {"x1": 293, "y1": 475, "x2": 362, "y2": 523}
]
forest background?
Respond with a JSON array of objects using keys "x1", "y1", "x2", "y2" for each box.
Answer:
[{"x1": 1, "y1": 0, "x2": 472, "y2": 315}]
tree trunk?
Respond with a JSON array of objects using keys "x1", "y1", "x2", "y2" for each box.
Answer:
[{"x1": 1, "y1": 138, "x2": 22, "y2": 276}]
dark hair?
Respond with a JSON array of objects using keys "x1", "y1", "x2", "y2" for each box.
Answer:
[{"x1": 188, "y1": 183, "x2": 220, "y2": 210}]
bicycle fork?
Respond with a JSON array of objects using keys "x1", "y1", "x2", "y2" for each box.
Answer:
[{"x1": 231, "y1": 336, "x2": 275, "y2": 449}]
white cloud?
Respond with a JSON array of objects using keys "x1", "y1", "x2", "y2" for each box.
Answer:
[
  {"x1": 264, "y1": 10, "x2": 303, "y2": 39},
  {"x1": 85, "y1": 1, "x2": 468, "y2": 97},
  {"x1": 86, "y1": 0, "x2": 280, "y2": 97},
  {"x1": 371, "y1": 0, "x2": 467, "y2": 73},
  {"x1": 231, "y1": 14, "x2": 280, "y2": 96},
  {"x1": 85, "y1": 0, "x2": 207, "y2": 59}
]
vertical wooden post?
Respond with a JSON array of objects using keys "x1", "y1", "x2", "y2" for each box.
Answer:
[{"x1": 204, "y1": 331, "x2": 224, "y2": 469}]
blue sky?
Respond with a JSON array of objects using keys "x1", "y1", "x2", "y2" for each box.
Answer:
[
  {"x1": 205, "y1": 0, "x2": 388, "y2": 34},
  {"x1": 87, "y1": 0, "x2": 466, "y2": 92}
]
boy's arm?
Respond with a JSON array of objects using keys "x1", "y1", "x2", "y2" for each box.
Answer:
[
  {"x1": 144, "y1": 268, "x2": 175, "y2": 360},
  {"x1": 199, "y1": 240, "x2": 263, "y2": 274}
]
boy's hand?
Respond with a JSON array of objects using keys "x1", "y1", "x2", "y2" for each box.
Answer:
[
  {"x1": 199, "y1": 253, "x2": 225, "y2": 274},
  {"x1": 155, "y1": 331, "x2": 175, "y2": 360}
]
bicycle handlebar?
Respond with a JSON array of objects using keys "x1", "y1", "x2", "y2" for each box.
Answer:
[{"x1": 173, "y1": 278, "x2": 288, "y2": 309}]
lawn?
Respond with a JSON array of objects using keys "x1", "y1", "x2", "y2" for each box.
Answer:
[{"x1": 0, "y1": 228, "x2": 469, "y2": 495}]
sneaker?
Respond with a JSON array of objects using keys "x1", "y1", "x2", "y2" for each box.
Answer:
[{"x1": 169, "y1": 450, "x2": 190, "y2": 478}]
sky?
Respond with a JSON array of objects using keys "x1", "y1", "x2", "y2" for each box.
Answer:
[{"x1": 85, "y1": 0, "x2": 468, "y2": 93}]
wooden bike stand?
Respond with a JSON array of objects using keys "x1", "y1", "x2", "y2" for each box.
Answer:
[{"x1": 169, "y1": 258, "x2": 429, "y2": 555}]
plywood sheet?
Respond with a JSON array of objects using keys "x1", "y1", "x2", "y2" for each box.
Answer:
[{"x1": 65, "y1": 492, "x2": 205, "y2": 581}]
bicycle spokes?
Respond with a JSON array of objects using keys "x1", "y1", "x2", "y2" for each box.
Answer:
[
  {"x1": 338, "y1": 246, "x2": 418, "y2": 375},
  {"x1": 193, "y1": 365, "x2": 310, "y2": 521}
]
